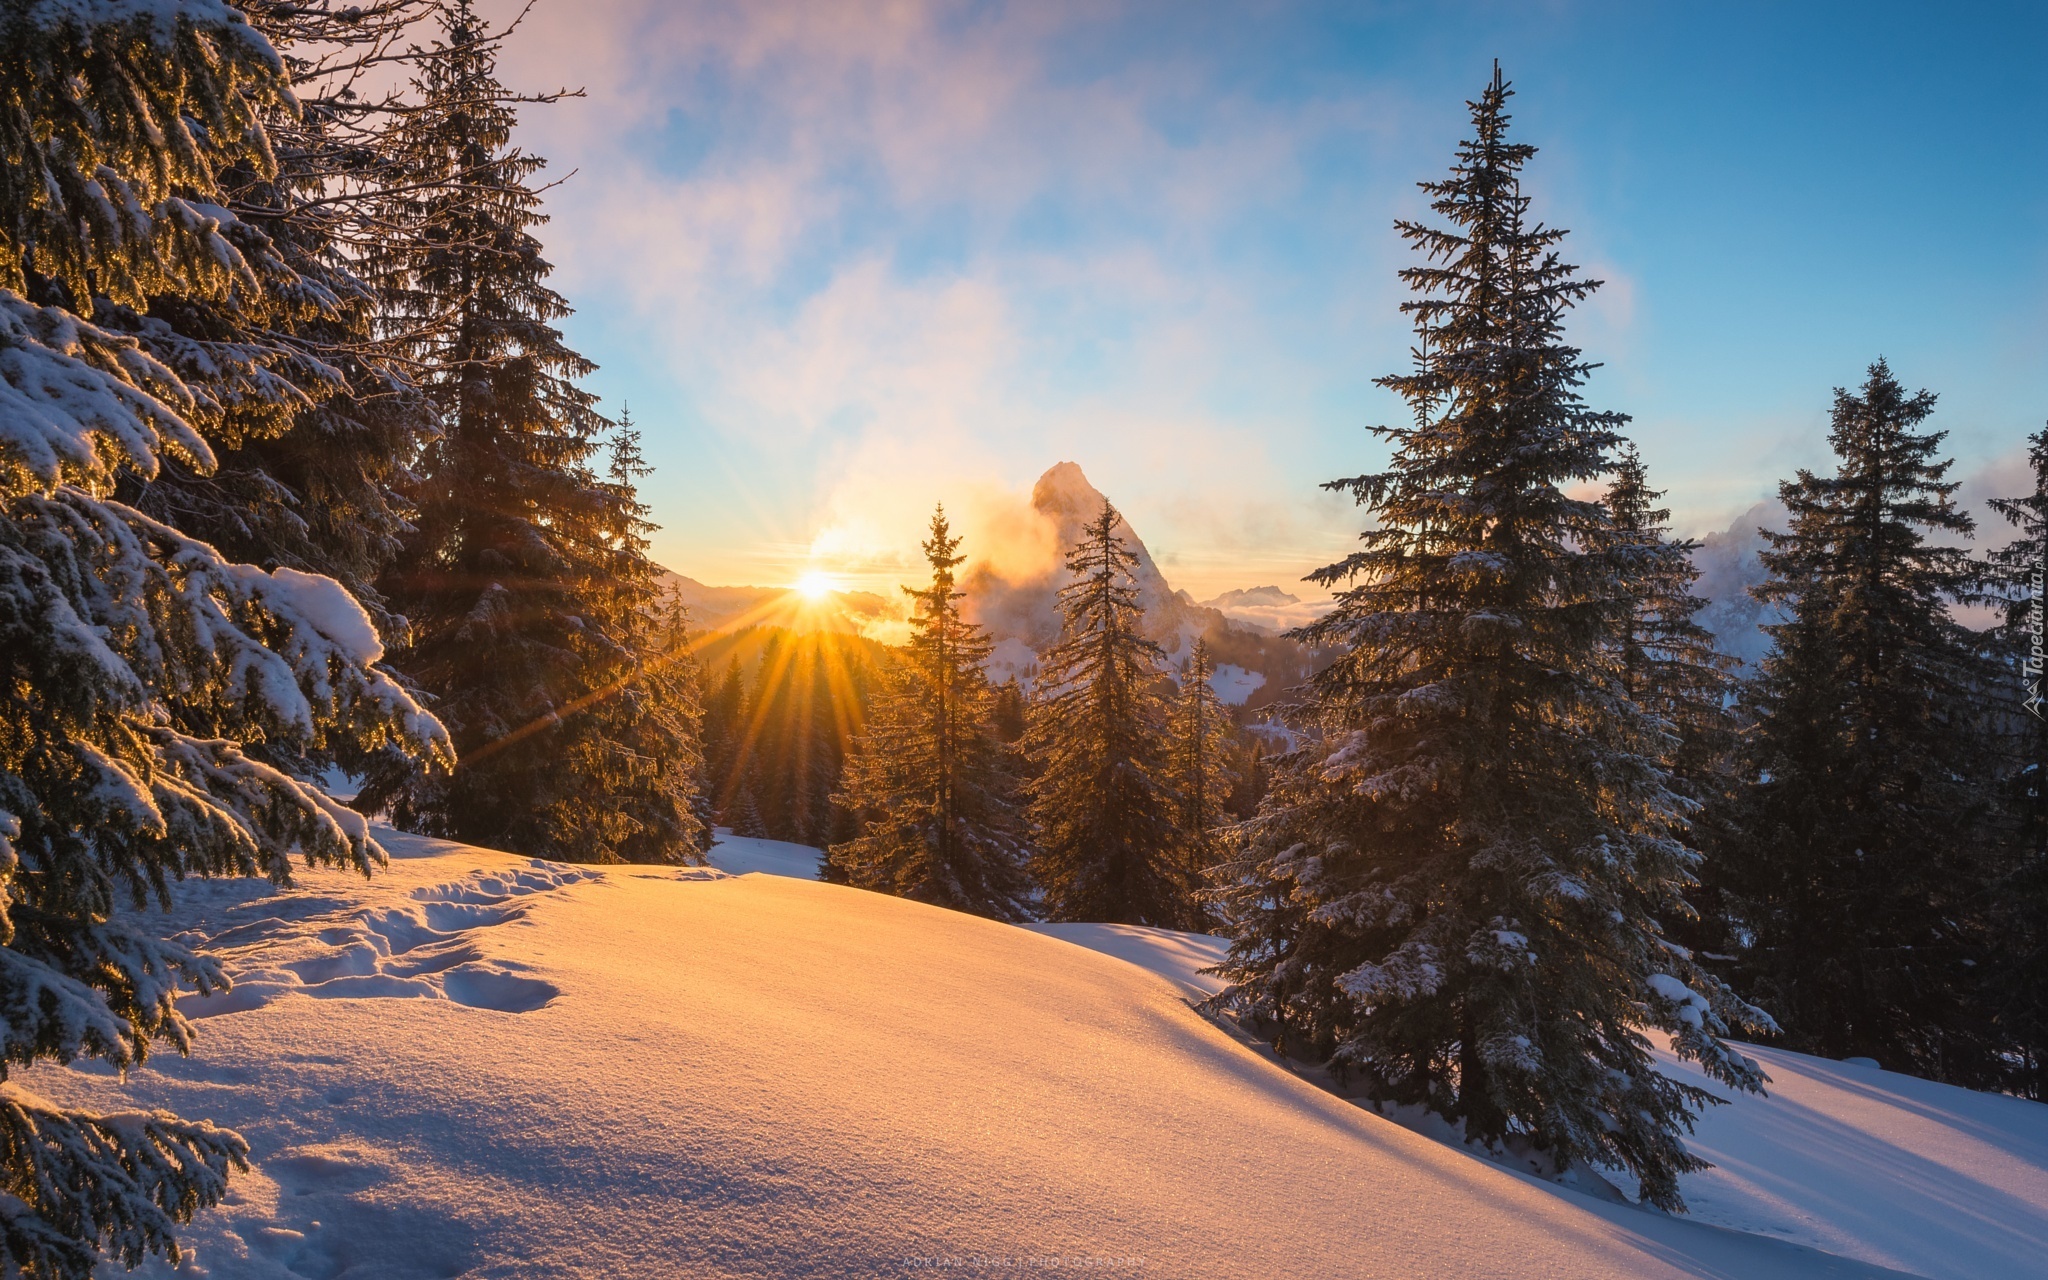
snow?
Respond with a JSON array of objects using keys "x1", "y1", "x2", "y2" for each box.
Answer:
[
  {"x1": 1634, "y1": 1041, "x2": 2048, "y2": 1280},
  {"x1": 1246, "y1": 716, "x2": 1302, "y2": 751},
  {"x1": 18, "y1": 831, "x2": 2037, "y2": 1279},
  {"x1": 261, "y1": 568, "x2": 384, "y2": 665},
  {"x1": 1198, "y1": 585, "x2": 1334, "y2": 633},
  {"x1": 704, "y1": 828, "x2": 826, "y2": 879},
  {"x1": 0, "y1": 288, "x2": 209, "y2": 487},
  {"x1": 1647, "y1": 971, "x2": 1712, "y2": 1027},
  {"x1": 1206, "y1": 661, "x2": 1265, "y2": 706},
  {"x1": 979, "y1": 634, "x2": 1041, "y2": 689},
  {"x1": 1024, "y1": 923, "x2": 1229, "y2": 998}
]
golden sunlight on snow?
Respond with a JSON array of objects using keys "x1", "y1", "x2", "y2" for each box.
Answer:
[{"x1": 24, "y1": 837, "x2": 1932, "y2": 1280}]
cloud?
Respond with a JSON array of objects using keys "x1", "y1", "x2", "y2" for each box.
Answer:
[{"x1": 477, "y1": 0, "x2": 1424, "y2": 593}]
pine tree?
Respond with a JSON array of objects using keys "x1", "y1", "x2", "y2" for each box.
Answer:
[
  {"x1": 1167, "y1": 639, "x2": 1237, "y2": 931},
  {"x1": 730, "y1": 785, "x2": 769, "y2": 840},
  {"x1": 703, "y1": 656, "x2": 747, "y2": 814},
  {"x1": 556, "y1": 414, "x2": 708, "y2": 864},
  {"x1": 1226, "y1": 737, "x2": 1268, "y2": 821},
  {"x1": 1025, "y1": 502, "x2": 1183, "y2": 924},
  {"x1": 830, "y1": 507, "x2": 1031, "y2": 918},
  {"x1": 992, "y1": 678, "x2": 1028, "y2": 744},
  {"x1": 1210, "y1": 68, "x2": 1769, "y2": 1210},
  {"x1": 0, "y1": 6, "x2": 448, "y2": 1272},
  {"x1": 115, "y1": 2, "x2": 450, "y2": 647},
  {"x1": 1606, "y1": 446, "x2": 1738, "y2": 759},
  {"x1": 740, "y1": 634, "x2": 820, "y2": 842},
  {"x1": 722, "y1": 630, "x2": 875, "y2": 846},
  {"x1": 1978, "y1": 425, "x2": 2048, "y2": 1096},
  {"x1": 360, "y1": 0, "x2": 647, "y2": 860},
  {"x1": 1604, "y1": 446, "x2": 1741, "y2": 958},
  {"x1": 1722, "y1": 363, "x2": 2005, "y2": 1083}
]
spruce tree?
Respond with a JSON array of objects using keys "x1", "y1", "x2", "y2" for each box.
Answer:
[
  {"x1": 1606, "y1": 446, "x2": 1738, "y2": 756},
  {"x1": 1604, "y1": 445, "x2": 1741, "y2": 955},
  {"x1": 992, "y1": 678, "x2": 1028, "y2": 745},
  {"x1": 702, "y1": 656, "x2": 746, "y2": 815},
  {"x1": 730, "y1": 785, "x2": 769, "y2": 840},
  {"x1": 361, "y1": 1, "x2": 652, "y2": 860},
  {"x1": 1211, "y1": 68, "x2": 1768, "y2": 1210},
  {"x1": 1226, "y1": 738, "x2": 1267, "y2": 822},
  {"x1": 1720, "y1": 362, "x2": 2003, "y2": 1084},
  {"x1": 117, "y1": 1, "x2": 450, "y2": 646},
  {"x1": 830, "y1": 507, "x2": 1031, "y2": 918},
  {"x1": 1717, "y1": 364, "x2": 2001, "y2": 1081},
  {"x1": 1167, "y1": 639, "x2": 1237, "y2": 931},
  {"x1": 739, "y1": 634, "x2": 821, "y2": 843},
  {"x1": 0, "y1": 6, "x2": 447, "y2": 1271},
  {"x1": 551, "y1": 414, "x2": 708, "y2": 864},
  {"x1": 1979, "y1": 425, "x2": 2048, "y2": 1096},
  {"x1": 1025, "y1": 502, "x2": 1183, "y2": 924}
]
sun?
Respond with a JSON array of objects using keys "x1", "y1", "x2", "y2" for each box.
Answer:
[{"x1": 794, "y1": 569, "x2": 840, "y2": 601}]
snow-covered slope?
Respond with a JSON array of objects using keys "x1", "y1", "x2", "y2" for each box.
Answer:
[
  {"x1": 1025, "y1": 924, "x2": 2048, "y2": 1280},
  {"x1": 1649, "y1": 1041, "x2": 2048, "y2": 1280},
  {"x1": 703, "y1": 828, "x2": 826, "y2": 878},
  {"x1": 22, "y1": 833, "x2": 2035, "y2": 1279}
]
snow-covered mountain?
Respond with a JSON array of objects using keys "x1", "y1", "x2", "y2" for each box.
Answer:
[
  {"x1": 967, "y1": 463, "x2": 1319, "y2": 708},
  {"x1": 962, "y1": 461, "x2": 1195, "y2": 650},
  {"x1": 1198, "y1": 584, "x2": 1330, "y2": 633},
  {"x1": 28, "y1": 829, "x2": 2042, "y2": 1279},
  {"x1": 1688, "y1": 500, "x2": 1787, "y2": 669}
]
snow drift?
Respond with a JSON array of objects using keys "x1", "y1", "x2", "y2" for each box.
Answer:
[{"x1": 22, "y1": 832, "x2": 2041, "y2": 1279}]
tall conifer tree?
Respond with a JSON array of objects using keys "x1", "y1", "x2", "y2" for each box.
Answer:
[
  {"x1": 1167, "y1": 639, "x2": 1236, "y2": 930},
  {"x1": 830, "y1": 507, "x2": 1031, "y2": 918},
  {"x1": 992, "y1": 678, "x2": 1028, "y2": 745},
  {"x1": 729, "y1": 632, "x2": 869, "y2": 846},
  {"x1": 1605, "y1": 446, "x2": 1739, "y2": 893},
  {"x1": 1721, "y1": 363, "x2": 2004, "y2": 1083},
  {"x1": 1978, "y1": 425, "x2": 2048, "y2": 1096},
  {"x1": 1211, "y1": 68, "x2": 1768, "y2": 1210},
  {"x1": 1025, "y1": 503, "x2": 1182, "y2": 924},
  {"x1": 702, "y1": 657, "x2": 746, "y2": 813},
  {"x1": 1606, "y1": 446, "x2": 1736, "y2": 746},
  {"x1": 118, "y1": 2, "x2": 451, "y2": 644},
  {"x1": 0, "y1": 6, "x2": 447, "y2": 1271},
  {"x1": 361, "y1": 0, "x2": 660, "y2": 860},
  {"x1": 548, "y1": 413, "x2": 708, "y2": 863}
]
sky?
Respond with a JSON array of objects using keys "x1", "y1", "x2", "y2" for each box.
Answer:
[{"x1": 491, "y1": 0, "x2": 2048, "y2": 601}]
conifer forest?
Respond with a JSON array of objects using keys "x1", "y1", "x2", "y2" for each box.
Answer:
[{"x1": 0, "y1": 3, "x2": 2042, "y2": 1276}]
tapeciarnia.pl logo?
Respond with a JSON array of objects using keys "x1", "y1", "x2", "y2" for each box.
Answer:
[{"x1": 2027, "y1": 558, "x2": 2046, "y2": 721}]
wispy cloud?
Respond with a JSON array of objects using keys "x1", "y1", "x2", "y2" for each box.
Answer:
[
  {"x1": 489, "y1": 0, "x2": 1413, "y2": 596},
  {"x1": 483, "y1": 0, "x2": 2047, "y2": 598}
]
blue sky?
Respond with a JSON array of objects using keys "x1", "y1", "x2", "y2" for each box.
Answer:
[{"x1": 501, "y1": 0, "x2": 2047, "y2": 598}]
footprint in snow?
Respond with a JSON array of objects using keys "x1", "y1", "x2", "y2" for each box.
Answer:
[
  {"x1": 235, "y1": 1144, "x2": 478, "y2": 1280},
  {"x1": 182, "y1": 860, "x2": 599, "y2": 1019}
]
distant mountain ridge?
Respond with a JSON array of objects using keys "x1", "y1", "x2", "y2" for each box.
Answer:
[
  {"x1": 663, "y1": 463, "x2": 1328, "y2": 712},
  {"x1": 659, "y1": 573, "x2": 893, "y2": 637}
]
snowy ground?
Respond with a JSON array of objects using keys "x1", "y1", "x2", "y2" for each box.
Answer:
[
  {"x1": 1205, "y1": 662, "x2": 1265, "y2": 706},
  {"x1": 17, "y1": 830, "x2": 2042, "y2": 1279},
  {"x1": 1023, "y1": 923, "x2": 2048, "y2": 1280},
  {"x1": 703, "y1": 828, "x2": 826, "y2": 878}
]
